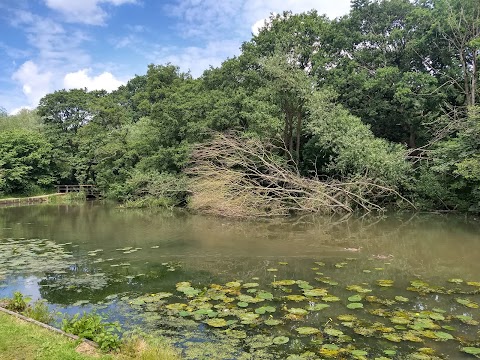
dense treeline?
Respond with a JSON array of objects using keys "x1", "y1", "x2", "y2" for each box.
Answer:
[{"x1": 1, "y1": 0, "x2": 479, "y2": 214}]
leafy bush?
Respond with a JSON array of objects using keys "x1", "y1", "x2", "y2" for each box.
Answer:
[
  {"x1": 61, "y1": 313, "x2": 121, "y2": 351},
  {"x1": 23, "y1": 300, "x2": 55, "y2": 324},
  {"x1": 5, "y1": 292, "x2": 30, "y2": 312}
]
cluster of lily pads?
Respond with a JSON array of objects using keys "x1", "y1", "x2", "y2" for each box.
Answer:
[
  {"x1": 127, "y1": 260, "x2": 480, "y2": 359},
  {"x1": 0, "y1": 238, "x2": 74, "y2": 279}
]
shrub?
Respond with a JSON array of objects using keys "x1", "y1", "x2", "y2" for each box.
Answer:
[{"x1": 61, "y1": 312, "x2": 121, "y2": 351}]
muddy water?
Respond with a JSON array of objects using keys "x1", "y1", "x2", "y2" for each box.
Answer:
[{"x1": 0, "y1": 203, "x2": 479, "y2": 359}]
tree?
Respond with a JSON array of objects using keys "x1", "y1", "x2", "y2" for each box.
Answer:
[
  {"x1": 433, "y1": 0, "x2": 480, "y2": 106},
  {"x1": 0, "y1": 130, "x2": 54, "y2": 195}
]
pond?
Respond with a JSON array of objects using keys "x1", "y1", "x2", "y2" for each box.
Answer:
[{"x1": 0, "y1": 203, "x2": 480, "y2": 359}]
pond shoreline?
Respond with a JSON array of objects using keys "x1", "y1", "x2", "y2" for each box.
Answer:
[{"x1": 0, "y1": 193, "x2": 65, "y2": 206}]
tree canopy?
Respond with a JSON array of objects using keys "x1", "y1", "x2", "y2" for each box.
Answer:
[{"x1": 1, "y1": 0, "x2": 479, "y2": 213}]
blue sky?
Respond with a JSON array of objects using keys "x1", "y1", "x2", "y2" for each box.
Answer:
[{"x1": 0, "y1": 0, "x2": 352, "y2": 113}]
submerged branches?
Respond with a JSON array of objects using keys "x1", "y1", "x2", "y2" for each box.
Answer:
[{"x1": 186, "y1": 133, "x2": 411, "y2": 218}]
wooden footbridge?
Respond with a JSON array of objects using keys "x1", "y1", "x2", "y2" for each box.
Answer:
[{"x1": 55, "y1": 185, "x2": 101, "y2": 199}]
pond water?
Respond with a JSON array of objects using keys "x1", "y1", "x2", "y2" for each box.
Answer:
[{"x1": 1, "y1": 203, "x2": 480, "y2": 359}]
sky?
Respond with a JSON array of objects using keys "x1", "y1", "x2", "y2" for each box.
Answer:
[{"x1": 0, "y1": 0, "x2": 352, "y2": 113}]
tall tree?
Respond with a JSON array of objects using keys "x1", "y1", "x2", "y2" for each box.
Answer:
[{"x1": 433, "y1": 0, "x2": 480, "y2": 106}]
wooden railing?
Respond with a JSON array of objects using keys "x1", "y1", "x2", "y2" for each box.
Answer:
[{"x1": 56, "y1": 185, "x2": 100, "y2": 197}]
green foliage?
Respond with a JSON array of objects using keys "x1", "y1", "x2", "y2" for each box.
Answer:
[
  {"x1": 5, "y1": 291, "x2": 30, "y2": 312},
  {"x1": 0, "y1": 130, "x2": 55, "y2": 195},
  {"x1": 110, "y1": 170, "x2": 188, "y2": 208},
  {"x1": 61, "y1": 312, "x2": 121, "y2": 351},
  {"x1": 0, "y1": 109, "x2": 43, "y2": 132},
  {"x1": 23, "y1": 300, "x2": 55, "y2": 324},
  {"x1": 304, "y1": 91, "x2": 409, "y2": 186},
  {"x1": 424, "y1": 106, "x2": 480, "y2": 211}
]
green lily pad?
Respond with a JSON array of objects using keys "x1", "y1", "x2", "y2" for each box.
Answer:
[
  {"x1": 264, "y1": 319, "x2": 283, "y2": 326},
  {"x1": 285, "y1": 294, "x2": 306, "y2": 302},
  {"x1": 257, "y1": 291, "x2": 274, "y2": 300},
  {"x1": 272, "y1": 336, "x2": 290, "y2": 345},
  {"x1": 242, "y1": 283, "x2": 259, "y2": 288},
  {"x1": 272, "y1": 280, "x2": 296, "y2": 286},
  {"x1": 350, "y1": 350, "x2": 368, "y2": 356},
  {"x1": 348, "y1": 294, "x2": 362, "y2": 302},
  {"x1": 346, "y1": 285, "x2": 372, "y2": 293},
  {"x1": 456, "y1": 298, "x2": 479, "y2": 308},
  {"x1": 377, "y1": 279, "x2": 394, "y2": 287},
  {"x1": 462, "y1": 347, "x2": 480, "y2": 356},
  {"x1": 325, "y1": 328, "x2": 344, "y2": 337},
  {"x1": 238, "y1": 312, "x2": 259, "y2": 324},
  {"x1": 448, "y1": 278, "x2": 464, "y2": 284},
  {"x1": 347, "y1": 302, "x2": 364, "y2": 309},
  {"x1": 166, "y1": 303, "x2": 187, "y2": 311},
  {"x1": 316, "y1": 277, "x2": 339, "y2": 286},
  {"x1": 237, "y1": 301, "x2": 249, "y2": 308},
  {"x1": 304, "y1": 288, "x2": 328, "y2": 297},
  {"x1": 322, "y1": 295, "x2": 341, "y2": 302},
  {"x1": 433, "y1": 331, "x2": 454, "y2": 340},
  {"x1": 455, "y1": 315, "x2": 479, "y2": 325},
  {"x1": 395, "y1": 296, "x2": 409, "y2": 302},
  {"x1": 205, "y1": 318, "x2": 228, "y2": 328},
  {"x1": 295, "y1": 327, "x2": 320, "y2": 335},
  {"x1": 383, "y1": 333, "x2": 402, "y2": 342},
  {"x1": 225, "y1": 281, "x2": 241, "y2": 288},
  {"x1": 255, "y1": 306, "x2": 276, "y2": 314},
  {"x1": 287, "y1": 308, "x2": 308, "y2": 316}
]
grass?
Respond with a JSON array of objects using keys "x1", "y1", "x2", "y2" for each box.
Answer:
[{"x1": 0, "y1": 312, "x2": 181, "y2": 360}]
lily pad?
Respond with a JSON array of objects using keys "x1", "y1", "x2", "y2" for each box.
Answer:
[
  {"x1": 287, "y1": 308, "x2": 308, "y2": 316},
  {"x1": 324, "y1": 328, "x2": 344, "y2": 337},
  {"x1": 456, "y1": 298, "x2": 479, "y2": 308},
  {"x1": 395, "y1": 296, "x2": 409, "y2": 302},
  {"x1": 455, "y1": 315, "x2": 479, "y2": 325},
  {"x1": 257, "y1": 291, "x2": 274, "y2": 300},
  {"x1": 205, "y1": 318, "x2": 228, "y2": 328},
  {"x1": 295, "y1": 327, "x2": 320, "y2": 335},
  {"x1": 346, "y1": 285, "x2": 372, "y2": 293},
  {"x1": 272, "y1": 336, "x2": 290, "y2": 345},
  {"x1": 377, "y1": 279, "x2": 394, "y2": 287},
  {"x1": 462, "y1": 347, "x2": 480, "y2": 356},
  {"x1": 255, "y1": 306, "x2": 276, "y2": 314},
  {"x1": 348, "y1": 294, "x2": 362, "y2": 302},
  {"x1": 272, "y1": 280, "x2": 296, "y2": 286},
  {"x1": 433, "y1": 331, "x2": 454, "y2": 341},
  {"x1": 347, "y1": 302, "x2": 364, "y2": 309},
  {"x1": 303, "y1": 288, "x2": 328, "y2": 297},
  {"x1": 285, "y1": 294, "x2": 306, "y2": 302},
  {"x1": 264, "y1": 319, "x2": 283, "y2": 326},
  {"x1": 448, "y1": 278, "x2": 464, "y2": 284}
]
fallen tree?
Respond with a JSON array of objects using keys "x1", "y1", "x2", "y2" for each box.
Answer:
[{"x1": 186, "y1": 133, "x2": 413, "y2": 218}]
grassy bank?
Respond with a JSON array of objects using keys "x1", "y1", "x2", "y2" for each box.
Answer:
[{"x1": 0, "y1": 312, "x2": 180, "y2": 360}]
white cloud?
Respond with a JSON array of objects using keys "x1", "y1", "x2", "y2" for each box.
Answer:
[
  {"x1": 150, "y1": 40, "x2": 241, "y2": 78},
  {"x1": 44, "y1": 0, "x2": 137, "y2": 25},
  {"x1": 12, "y1": 60, "x2": 52, "y2": 107},
  {"x1": 167, "y1": 0, "x2": 352, "y2": 39},
  {"x1": 9, "y1": 106, "x2": 33, "y2": 115},
  {"x1": 64, "y1": 68, "x2": 124, "y2": 91}
]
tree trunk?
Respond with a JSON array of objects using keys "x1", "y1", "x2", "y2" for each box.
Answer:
[
  {"x1": 295, "y1": 110, "x2": 302, "y2": 166},
  {"x1": 472, "y1": 50, "x2": 477, "y2": 106}
]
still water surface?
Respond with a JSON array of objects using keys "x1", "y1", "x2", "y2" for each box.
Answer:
[{"x1": 0, "y1": 203, "x2": 479, "y2": 359}]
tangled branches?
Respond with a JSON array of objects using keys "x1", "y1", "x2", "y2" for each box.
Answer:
[{"x1": 186, "y1": 133, "x2": 413, "y2": 218}]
